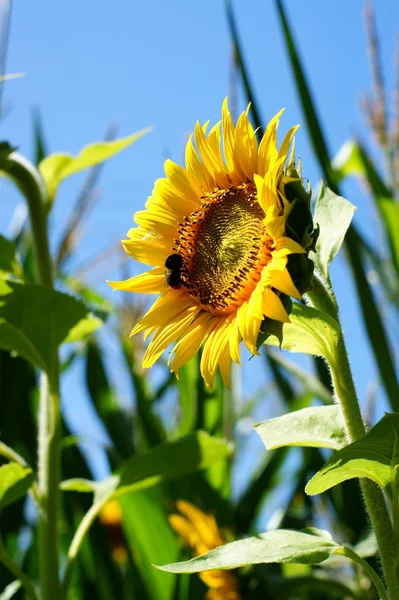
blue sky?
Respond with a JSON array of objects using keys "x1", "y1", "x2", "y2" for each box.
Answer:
[{"x1": 2, "y1": 1, "x2": 399, "y2": 485}]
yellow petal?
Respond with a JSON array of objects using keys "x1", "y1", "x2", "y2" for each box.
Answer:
[
  {"x1": 142, "y1": 307, "x2": 199, "y2": 368},
  {"x1": 170, "y1": 313, "x2": 215, "y2": 374},
  {"x1": 122, "y1": 237, "x2": 169, "y2": 267},
  {"x1": 153, "y1": 177, "x2": 197, "y2": 218},
  {"x1": 208, "y1": 316, "x2": 234, "y2": 377},
  {"x1": 265, "y1": 207, "x2": 286, "y2": 241},
  {"x1": 247, "y1": 280, "x2": 264, "y2": 320},
  {"x1": 218, "y1": 343, "x2": 232, "y2": 389},
  {"x1": 168, "y1": 514, "x2": 199, "y2": 547},
  {"x1": 164, "y1": 159, "x2": 202, "y2": 205},
  {"x1": 262, "y1": 288, "x2": 290, "y2": 323},
  {"x1": 208, "y1": 121, "x2": 227, "y2": 174},
  {"x1": 229, "y1": 316, "x2": 241, "y2": 365},
  {"x1": 221, "y1": 97, "x2": 235, "y2": 172},
  {"x1": 269, "y1": 267, "x2": 302, "y2": 299},
  {"x1": 134, "y1": 209, "x2": 178, "y2": 234},
  {"x1": 273, "y1": 237, "x2": 306, "y2": 256},
  {"x1": 185, "y1": 134, "x2": 214, "y2": 191},
  {"x1": 130, "y1": 290, "x2": 194, "y2": 335},
  {"x1": 107, "y1": 267, "x2": 165, "y2": 294},
  {"x1": 278, "y1": 124, "x2": 300, "y2": 160},
  {"x1": 194, "y1": 122, "x2": 228, "y2": 188},
  {"x1": 257, "y1": 109, "x2": 284, "y2": 176},
  {"x1": 234, "y1": 112, "x2": 257, "y2": 180},
  {"x1": 238, "y1": 301, "x2": 262, "y2": 355}
]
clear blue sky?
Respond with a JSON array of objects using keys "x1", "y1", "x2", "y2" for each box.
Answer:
[{"x1": 2, "y1": 1, "x2": 399, "y2": 487}]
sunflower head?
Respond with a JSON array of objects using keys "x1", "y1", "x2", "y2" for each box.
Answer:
[{"x1": 108, "y1": 99, "x2": 315, "y2": 389}]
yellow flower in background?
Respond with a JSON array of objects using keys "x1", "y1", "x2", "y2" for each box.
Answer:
[
  {"x1": 99, "y1": 500, "x2": 128, "y2": 565},
  {"x1": 109, "y1": 99, "x2": 306, "y2": 389},
  {"x1": 169, "y1": 500, "x2": 241, "y2": 600}
]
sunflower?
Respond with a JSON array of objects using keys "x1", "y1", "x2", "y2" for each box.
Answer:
[{"x1": 108, "y1": 99, "x2": 307, "y2": 389}]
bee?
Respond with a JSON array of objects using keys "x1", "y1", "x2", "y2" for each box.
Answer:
[{"x1": 164, "y1": 253, "x2": 183, "y2": 289}]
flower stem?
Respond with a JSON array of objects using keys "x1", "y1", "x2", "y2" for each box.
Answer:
[
  {"x1": 331, "y1": 333, "x2": 399, "y2": 598},
  {"x1": 0, "y1": 152, "x2": 61, "y2": 599},
  {"x1": 307, "y1": 286, "x2": 399, "y2": 598}
]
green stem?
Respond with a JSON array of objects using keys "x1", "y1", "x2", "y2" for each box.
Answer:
[
  {"x1": 0, "y1": 536, "x2": 39, "y2": 600},
  {"x1": 0, "y1": 151, "x2": 61, "y2": 599},
  {"x1": 306, "y1": 287, "x2": 399, "y2": 598},
  {"x1": 61, "y1": 492, "x2": 114, "y2": 598},
  {"x1": 336, "y1": 546, "x2": 388, "y2": 600}
]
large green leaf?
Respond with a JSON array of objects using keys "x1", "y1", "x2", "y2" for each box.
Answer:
[
  {"x1": 306, "y1": 413, "x2": 399, "y2": 499},
  {"x1": 0, "y1": 236, "x2": 21, "y2": 278},
  {"x1": 0, "y1": 463, "x2": 33, "y2": 510},
  {"x1": 0, "y1": 279, "x2": 102, "y2": 373},
  {"x1": 255, "y1": 406, "x2": 347, "y2": 451},
  {"x1": 157, "y1": 528, "x2": 339, "y2": 572},
  {"x1": 311, "y1": 183, "x2": 356, "y2": 279},
  {"x1": 263, "y1": 302, "x2": 339, "y2": 363},
  {"x1": 39, "y1": 128, "x2": 150, "y2": 202}
]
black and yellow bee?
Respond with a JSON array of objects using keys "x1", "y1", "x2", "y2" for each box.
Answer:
[{"x1": 164, "y1": 254, "x2": 183, "y2": 290}]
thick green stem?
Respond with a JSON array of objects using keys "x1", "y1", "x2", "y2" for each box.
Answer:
[
  {"x1": 331, "y1": 334, "x2": 399, "y2": 598},
  {"x1": 306, "y1": 286, "x2": 399, "y2": 598},
  {"x1": 0, "y1": 152, "x2": 61, "y2": 599}
]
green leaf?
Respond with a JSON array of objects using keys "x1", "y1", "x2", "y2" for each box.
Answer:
[
  {"x1": 255, "y1": 405, "x2": 347, "y2": 451},
  {"x1": 263, "y1": 302, "x2": 340, "y2": 363},
  {"x1": 306, "y1": 413, "x2": 399, "y2": 499},
  {"x1": 157, "y1": 528, "x2": 339, "y2": 573},
  {"x1": 121, "y1": 488, "x2": 178, "y2": 600},
  {"x1": 0, "y1": 463, "x2": 34, "y2": 509},
  {"x1": 333, "y1": 140, "x2": 364, "y2": 181},
  {"x1": 39, "y1": 128, "x2": 151, "y2": 202},
  {"x1": 0, "y1": 236, "x2": 22, "y2": 278},
  {"x1": 60, "y1": 478, "x2": 102, "y2": 493},
  {"x1": 333, "y1": 139, "x2": 399, "y2": 275},
  {"x1": 116, "y1": 431, "x2": 231, "y2": 496},
  {"x1": 0, "y1": 279, "x2": 103, "y2": 373},
  {"x1": 379, "y1": 200, "x2": 399, "y2": 274},
  {"x1": 311, "y1": 182, "x2": 356, "y2": 279},
  {"x1": 61, "y1": 432, "x2": 231, "y2": 498}
]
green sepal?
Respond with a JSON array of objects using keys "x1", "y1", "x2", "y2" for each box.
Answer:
[{"x1": 282, "y1": 144, "x2": 318, "y2": 294}]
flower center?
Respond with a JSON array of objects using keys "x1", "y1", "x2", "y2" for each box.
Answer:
[{"x1": 175, "y1": 184, "x2": 272, "y2": 315}]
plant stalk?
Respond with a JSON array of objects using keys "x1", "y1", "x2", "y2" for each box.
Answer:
[
  {"x1": 0, "y1": 152, "x2": 61, "y2": 599},
  {"x1": 307, "y1": 287, "x2": 399, "y2": 598},
  {"x1": 331, "y1": 334, "x2": 399, "y2": 598}
]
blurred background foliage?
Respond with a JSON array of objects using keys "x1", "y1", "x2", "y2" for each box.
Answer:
[{"x1": 1, "y1": 0, "x2": 399, "y2": 598}]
